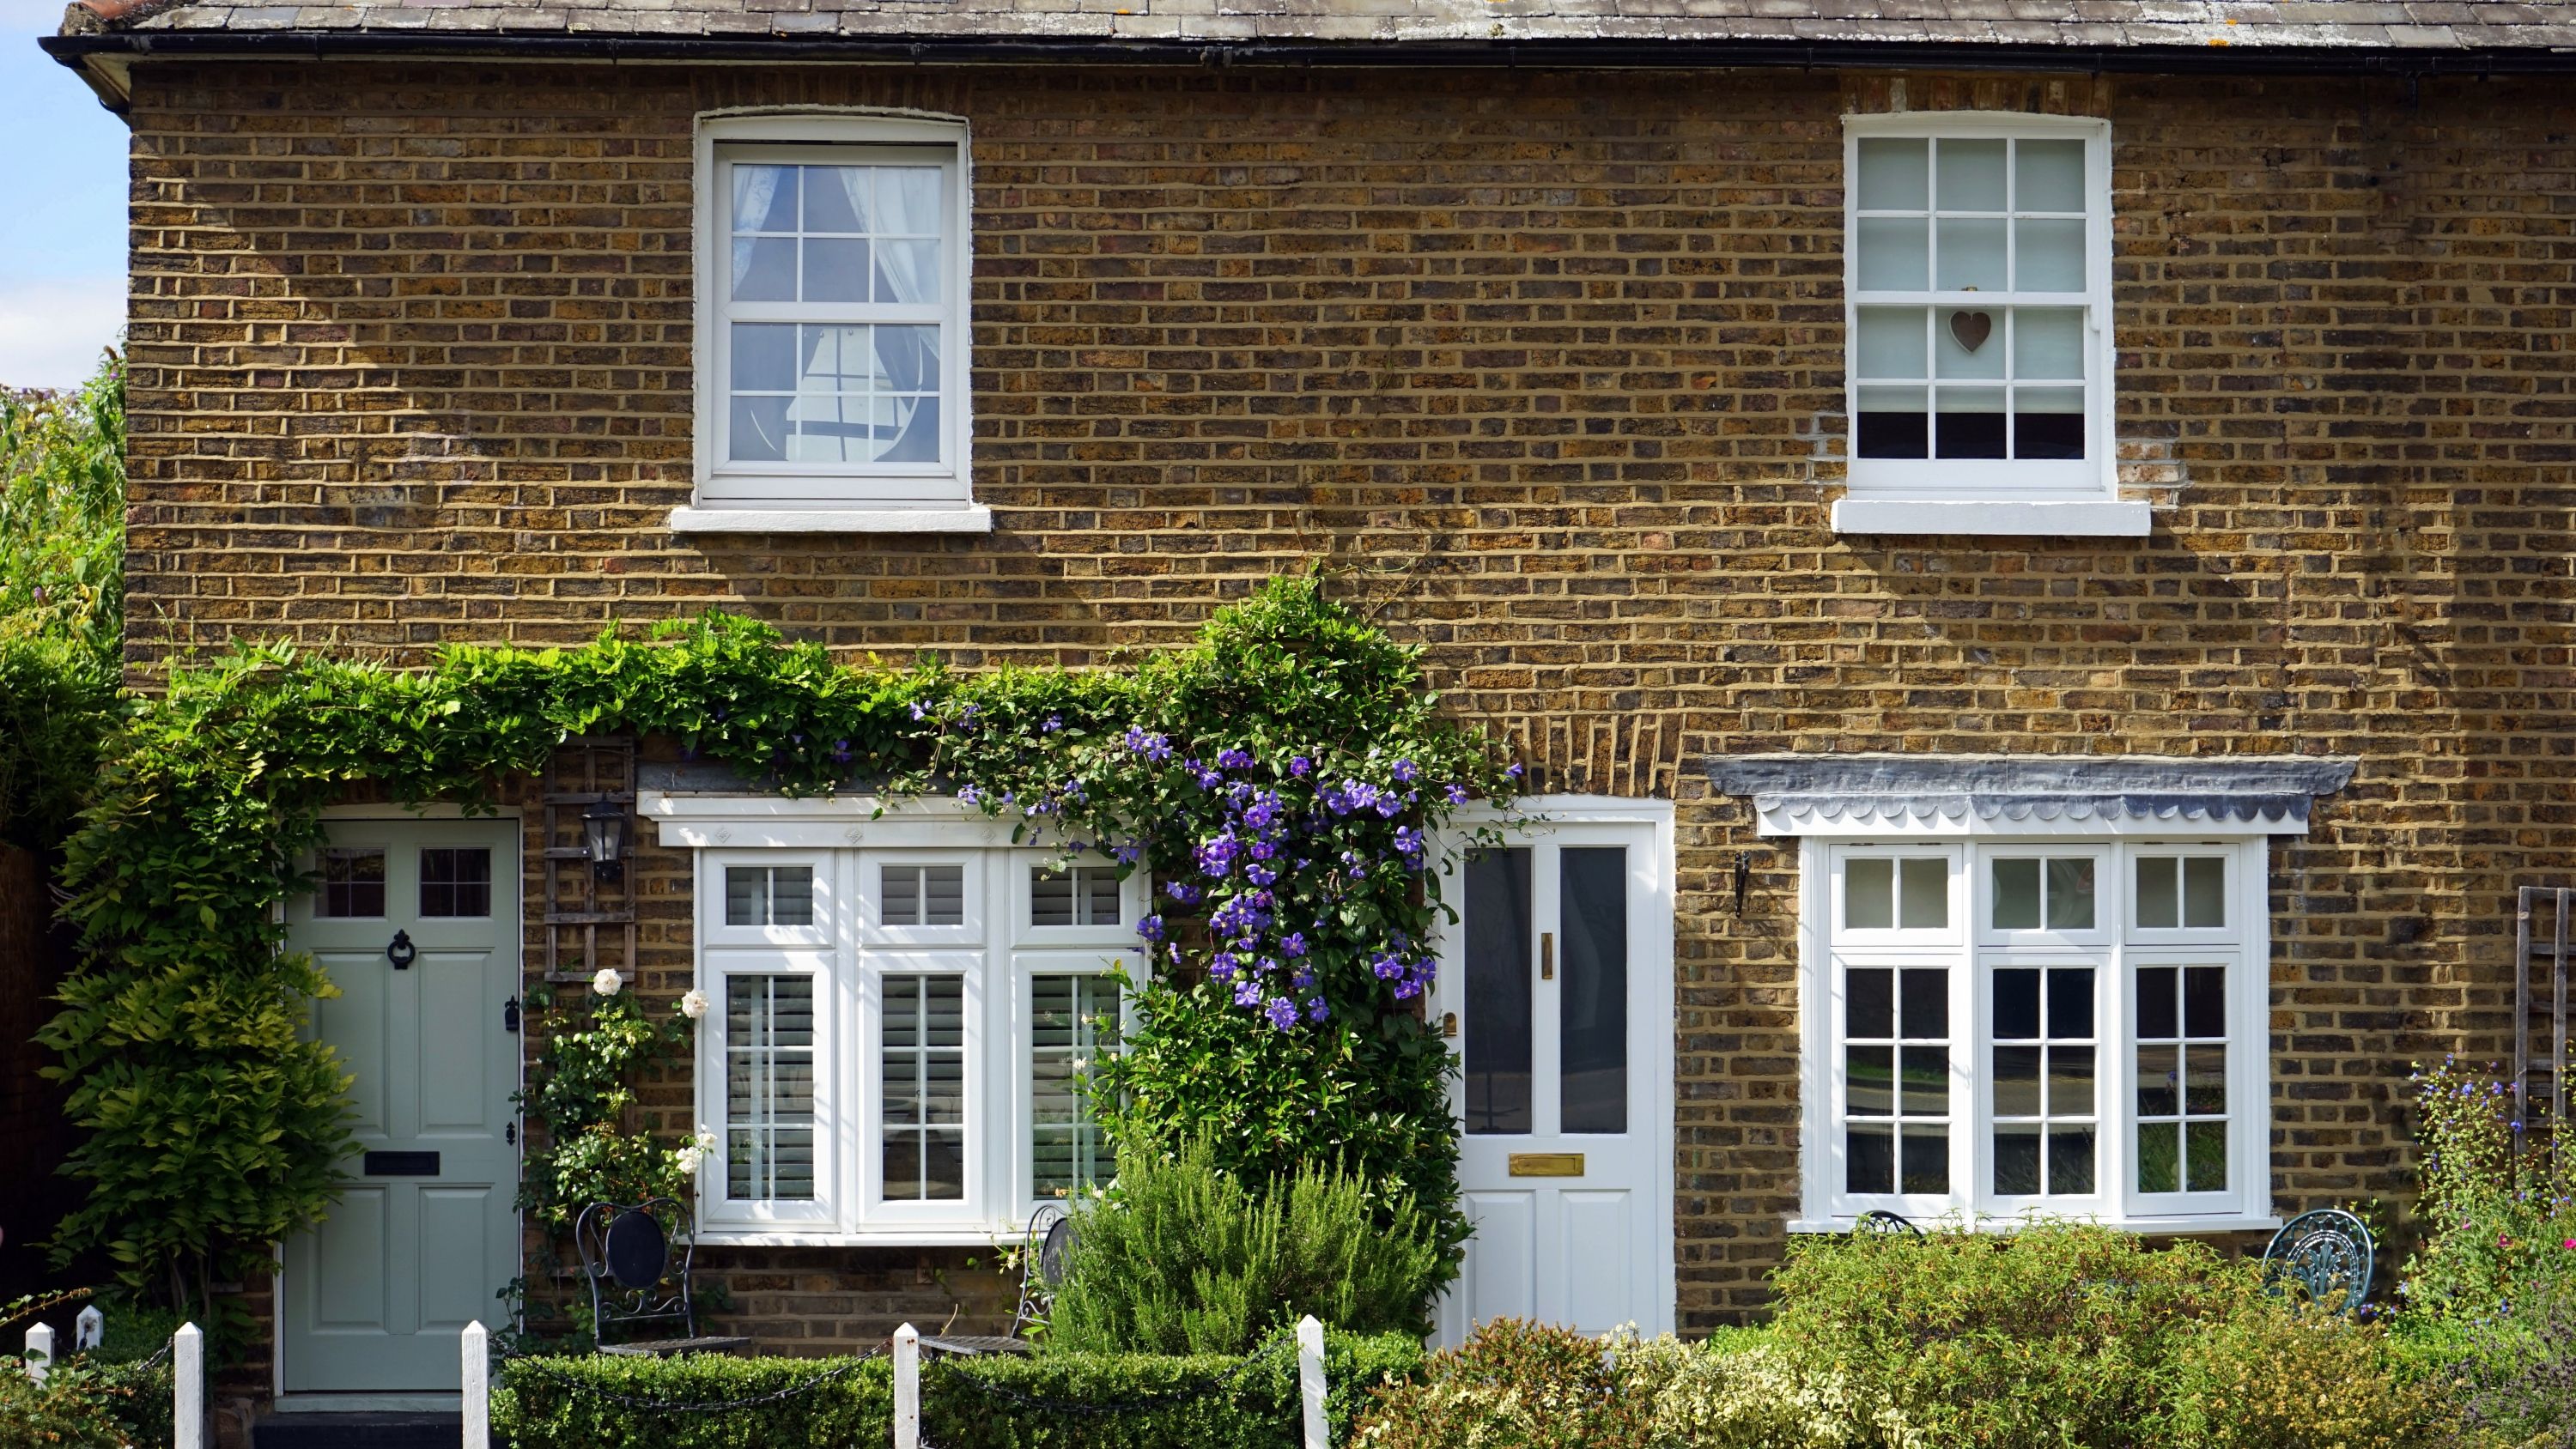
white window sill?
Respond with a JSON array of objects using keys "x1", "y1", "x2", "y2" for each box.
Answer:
[
  {"x1": 1787, "y1": 1214, "x2": 2281, "y2": 1236},
  {"x1": 695, "y1": 1226, "x2": 1028, "y2": 1249},
  {"x1": 668, "y1": 505, "x2": 994, "y2": 535},
  {"x1": 1830, "y1": 499, "x2": 2152, "y2": 538}
]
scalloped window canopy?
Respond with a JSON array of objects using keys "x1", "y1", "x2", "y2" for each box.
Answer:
[{"x1": 1710, "y1": 753, "x2": 2358, "y2": 840}]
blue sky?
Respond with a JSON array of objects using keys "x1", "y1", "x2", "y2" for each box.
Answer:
[{"x1": 1, "y1": 0, "x2": 130, "y2": 391}]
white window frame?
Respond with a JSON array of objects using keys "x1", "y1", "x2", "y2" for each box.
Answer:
[
  {"x1": 1012, "y1": 951, "x2": 1132, "y2": 1217},
  {"x1": 1834, "y1": 112, "x2": 2147, "y2": 539},
  {"x1": 678, "y1": 111, "x2": 987, "y2": 536},
  {"x1": 654, "y1": 795, "x2": 1145, "y2": 1245},
  {"x1": 1795, "y1": 828, "x2": 2275, "y2": 1233}
]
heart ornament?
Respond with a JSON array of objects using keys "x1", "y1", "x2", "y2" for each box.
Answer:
[{"x1": 1949, "y1": 310, "x2": 1994, "y2": 353}]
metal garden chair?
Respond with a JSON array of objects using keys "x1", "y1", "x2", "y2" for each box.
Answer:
[
  {"x1": 2259, "y1": 1208, "x2": 2374, "y2": 1317},
  {"x1": 573, "y1": 1197, "x2": 750, "y2": 1356},
  {"x1": 919, "y1": 1203, "x2": 1076, "y2": 1358}
]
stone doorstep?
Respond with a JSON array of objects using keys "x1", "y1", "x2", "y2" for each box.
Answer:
[{"x1": 248, "y1": 1412, "x2": 465, "y2": 1449}]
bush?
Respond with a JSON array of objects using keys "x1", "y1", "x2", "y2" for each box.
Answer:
[
  {"x1": 1625, "y1": 1330, "x2": 1921, "y2": 1449},
  {"x1": 1351, "y1": 1318, "x2": 1656, "y2": 1449},
  {"x1": 0, "y1": 1353, "x2": 174, "y2": 1449},
  {"x1": 1042, "y1": 1135, "x2": 1447, "y2": 1355},
  {"x1": 491, "y1": 1331, "x2": 1421, "y2": 1449},
  {"x1": 2166, "y1": 1294, "x2": 2441, "y2": 1449}
]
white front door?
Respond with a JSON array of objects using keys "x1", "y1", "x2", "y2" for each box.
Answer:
[
  {"x1": 281, "y1": 817, "x2": 521, "y2": 1393},
  {"x1": 1435, "y1": 807, "x2": 1674, "y2": 1343}
]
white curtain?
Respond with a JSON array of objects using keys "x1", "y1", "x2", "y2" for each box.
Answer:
[{"x1": 730, "y1": 164, "x2": 783, "y2": 295}]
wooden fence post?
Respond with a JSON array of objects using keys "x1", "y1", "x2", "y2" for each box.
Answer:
[
  {"x1": 22, "y1": 1322, "x2": 51, "y2": 1383},
  {"x1": 461, "y1": 1321, "x2": 489, "y2": 1449},
  {"x1": 1297, "y1": 1314, "x2": 1327, "y2": 1449},
  {"x1": 74, "y1": 1306, "x2": 102, "y2": 1352},
  {"x1": 893, "y1": 1323, "x2": 920, "y2": 1449},
  {"x1": 173, "y1": 1324, "x2": 204, "y2": 1449}
]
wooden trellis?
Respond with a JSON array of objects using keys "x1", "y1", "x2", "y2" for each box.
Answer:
[
  {"x1": 2514, "y1": 885, "x2": 2574, "y2": 1147},
  {"x1": 542, "y1": 737, "x2": 636, "y2": 985}
]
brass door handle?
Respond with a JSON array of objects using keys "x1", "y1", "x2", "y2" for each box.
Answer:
[{"x1": 1540, "y1": 931, "x2": 1554, "y2": 980}]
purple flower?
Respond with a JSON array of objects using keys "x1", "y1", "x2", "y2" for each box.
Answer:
[
  {"x1": 1136, "y1": 914, "x2": 1166, "y2": 943},
  {"x1": 1165, "y1": 880, "x2": 1202, "y2": 905},
  {"x1": 1306, "y1": 997, "x2": 1330, "y2": 1022},
  {"x1": 1235, "y1": 979, "x2": 1264, "y2": 1008},
  {"x1": 1289, "y1": 756, "x2": 1312, "y2": 778},
  {"x1": 1216, "y1": 748, "x2": 1255, "y2": 770},
  {"x1": 957, "y1": 785, "x2": 984, "y2": 805},
  {"x1": 1281, "y1": 932, "x2": 1308, "y2": 959},
  {"x1": 1249, "y1": 839, "x2": 1278, "y2": 862},
  {"x1": 1243, "y1": 793, "x2": 1282, "y2": 830},
  {"x1": 832, "y1": 739, "x2": 854, "y2": 763},
  {"x1": 1210, "y1": 957, "x2": 1236, "y2": 982},
  {"x1": 1265, "y1": 996, "x2": 1300, "y2": 1031},
  {"x1": 1444, "y1": 784, "x2": 1469, "y2": 805},
  {"x1": 1392, "y1": 759, "x2": 1419, "y2": 784},
  {"x1": 1505, "y1": 762, "x2": 1524, "y2": 779},
  {"x1": 1114, "y1": 842, "x2": 1143, "y2": 864},
  {"x1": 911, "y1": 701, "x2": 931, "y2": 721},
  {"x1": 1042, "y1": 714, "x2": 1064, "y2": 733},
  {"x1": 1374, "y1": 795, "x2": 1402, "y2": 820},
  {"x1": 1247, "y1": 864, "x2": 1278, "y2": 887}
]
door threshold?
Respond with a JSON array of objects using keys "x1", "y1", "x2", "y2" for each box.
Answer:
[{"x1": 271, "y1": 1394, "x2": 462, "y2": 1413}]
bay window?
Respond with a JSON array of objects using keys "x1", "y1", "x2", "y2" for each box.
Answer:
[{"x1": 672, "y1": 804, "x2": 1140, "y2": 1243}]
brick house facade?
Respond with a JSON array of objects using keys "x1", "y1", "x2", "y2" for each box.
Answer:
[{"x1": 39, "y1": 0, "x2": 2576, "y2": 1412}]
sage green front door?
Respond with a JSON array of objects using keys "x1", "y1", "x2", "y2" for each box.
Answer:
[{"x1": 281, "y1": 818, "x2": 521, "y2": 1393}]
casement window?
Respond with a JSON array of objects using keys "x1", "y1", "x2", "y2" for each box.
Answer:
[
  {"x1": 1801, "y1": 837, "x2": 2271, "y2": 1228},
  {"x1": 685, "y1": 828, "x2": 1142, "y2": 1241},
  {"x1": 1837, "y1": 113, "x2": 2145, "y2": 538},
  {"x1": 681, "y1": 113, "x2": 983, "y2": 535}
]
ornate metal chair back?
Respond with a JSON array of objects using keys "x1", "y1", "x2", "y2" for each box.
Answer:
[
  {"x1": 2260, "y1": 1208, "x2": 2373, "y2": 1317},
  {"x1": 1009, "y1": 1203, "x2": 1076, "y2": 1337},
  {"x1": 574, "y1": 1197, "x2": 702, "y2": 1345}
]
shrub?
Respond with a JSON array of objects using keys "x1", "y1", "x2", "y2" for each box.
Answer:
[
  {"x1": 0, "y1": 1352, "x2": 174, "y2": 1449},
  {"x1": 1625, "y1": 1330, "x2": 1921, "y2": 1449},
  {"x1": 491, "y1": 1331, "x2": 1421, "y2": 1449},
  {"x1": 2166, "y1": 1295, "x2": 2440, "y2": 1449},
  {"x1": 1042, "y1": 1135, "x2": 1447, "y2": 1355},
  {"x1": 1351, "y1": 1319, "x2": 1656, "y2": 1449}
]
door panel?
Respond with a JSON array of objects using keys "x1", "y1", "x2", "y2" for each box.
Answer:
[
  {"x1": 282, "y1": 818, "x2": 520, "y2": 1394},
  {"x1": 1438, "y1": 815, "x2": 1672, "y2": 1343}
]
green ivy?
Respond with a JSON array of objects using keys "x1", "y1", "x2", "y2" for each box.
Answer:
[{"x1": 39, "y1": 576, "x2": 1516, "y2": 1331}]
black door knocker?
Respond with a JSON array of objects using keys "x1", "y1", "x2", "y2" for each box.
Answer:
[{"x1": 386, "y1": 930, "x2": 416, "y2": 970}]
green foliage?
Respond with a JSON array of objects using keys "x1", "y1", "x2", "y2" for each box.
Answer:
[
  {"x1": 43, "y1": 574, "x2": 1510, "y2": 1335},
  {"x1": 1352, "y1": 1319, "x2": 1658, "y2": 1449},
  {"x1": 0, "y1": 1354, "x2": 173, "y2": 1449},
  {"x1": 0, "y1": 356, "x2": 127, "y2": 850},
  {"x1": 1043, "y1": 1136, "x2": 1448, "y2": 1355},
  {"x1": 490, "y1": 1332, "x2": 1421, "y2": 1449},
  {"x1": 514, "y1": 982, "x2": 698, "y2": 1237},
  {"x1": 1618, "y1": 1331, "x2": 1920, "y2": 1449},
  {"x1": 2165, "y1": 1294, "x2": 2441, "y2": 1449}
]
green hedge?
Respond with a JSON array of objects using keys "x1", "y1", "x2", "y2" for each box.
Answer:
[{"x1": 493, "y1": 1331, "x2": 1423, "y2": 1449}]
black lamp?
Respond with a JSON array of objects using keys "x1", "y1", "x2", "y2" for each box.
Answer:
[{"x1": 583, "y1": 799, "x2": 629, "y2": 883}]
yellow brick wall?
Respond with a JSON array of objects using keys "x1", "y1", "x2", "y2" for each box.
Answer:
[{"x1": 118, "y1": 58, "x2": 2576, "y2": 1337}]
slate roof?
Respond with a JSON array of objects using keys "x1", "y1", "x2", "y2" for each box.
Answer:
[{"x1": 54, "y1": 0, "x2": 2576, "y2": 55}]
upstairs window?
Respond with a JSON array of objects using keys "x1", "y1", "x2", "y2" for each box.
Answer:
[
  {"x1": 690, "y1": 115, "x2": 975, "y2": 529},
  {"x1": 1841, "y1": 114, "x2": 2123, "y2": 532}
]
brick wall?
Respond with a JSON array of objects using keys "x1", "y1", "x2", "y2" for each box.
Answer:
[{"x1": 114, "y1": 58, "x2": 2576, "y2": 1335}]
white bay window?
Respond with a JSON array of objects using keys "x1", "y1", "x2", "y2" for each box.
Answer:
[{"x1": 666, "y1": 799, "x2": 1140, "y2": 1243}]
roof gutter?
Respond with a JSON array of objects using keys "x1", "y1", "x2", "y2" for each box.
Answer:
[{"x1": 40, "y1": 27, "x2": 2576, "y2": 114}]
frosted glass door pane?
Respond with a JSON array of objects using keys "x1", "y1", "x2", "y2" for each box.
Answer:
[
  {"x1": 1936, "y1": 138, "x2": 2008, "y2": 210},
  {"x1": 1463, "y1": 848, "x2": 1533, "y2": 1135},
  {"x1": 1856, "y1": 218, "x2": 1929, "y2": 291},
  {"x1": 1856, "y1": 137, "x2": 1929, "y2": 209},
  {"x1": 2015, "y1": 139, "x2": 2087, "y2": 211},
  {"x1": 1559, "y1": 846, "x2": 1628, "y2": 1135}
]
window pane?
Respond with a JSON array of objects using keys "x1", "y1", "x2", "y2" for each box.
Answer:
[
  {"x1": 2013, "y1": 308, "x2": 2086, "y2": 380},
  {"x1": 2014, "y1": 218, "x2": 2086, "y2": 291},
  {"x1": 729, "y1": 235, "x2": 795, "y2": 302},
  {"x1": 803, "y1": 237, "x2": 872, "y2": 303},
  {"x1": 2047, "y1": 967, "x2": 2093, "y2": 1039},
  {"x1": 1560, "y1": 846, "x2": 1629, "y2": 1135},
  {"x1": 1993, "y1": 859, "x2": 2041, "y2": 930},
  {"x1": 2047, "y1": 1126, "x2": 2096, "y2": 1194},
  {"x1": 1993, "y1": 1044, "x2": 2041, "y2": 1117},
  {"x1": 2045, "y1": 858, "x2": 2095, "y2": 931},
  {"x1": 2183, "y1": 858, "x2": 2227, "y2": 928},
  {"x1": 923, "y1": 865, "x2": 965, "y2": 926},
  {"x1": 1848, "y1": 1045, "x2": 1894, "y2": 1116},
  {"x1": 729, "y1": 395, "x2": 790, "y2": 463},
  {"x1": 1081, "y1": 867, "x2": 1122, "y2": 925},
  {"x1": 2185, "y1": 1121, "x2": 2229, "y2": 1191},
  {"x1": 2014, "y1": 391, "x2": 2086, "y2": 460},
  {"x1": 1936, "y1": 317, "x2": 2004, "y2": 379},
  {"x1": 733, "y1": 163, "x2": 798, "y2": 233},
  {"x1": 879, "y1": 167, "x2": 944, "y2": 236},
  {"x1": 726, "y1": 975, "x2": 817, "y2": 1201},
  {"x1": 2184, "y1": 965, "x2": 2227, "y2": 1038},
  {"x1": 1994, "y1": 967, "x2": 2041, "y2": 1039},
  {"x1": 2049, "y1": 1044, "x2": 2095, "y2": 1115},
  {"x1": 419, "y1": 847, "x2": 492, "y2": 919},
  {"x1": 1899, "y1": 1124, "x2": 1949, "y2": 1195},
  {"x1": 321, "y1": 848, "x2": 387, "y2": 919},
  {"x1": 1856, "y1": 307, "x2": 1928, "y2": 378},
  {"x1": 1900, "y1": 967, "x2": 1947, "y2": 1039},
  {"x1": 1849, "y1": 967, "x2": 1893, "y2": 1039},
  {"x1": 1031, "y1": 868, "x2": 1073, "y2": 927},
  {"x1": 1031, "y1": 973, "x2": 1118, "y2": 1200},
  {"x1": 1935, "y1": 137, "x2": 2007, "y2": 210},
  {"x1": 2136, "y1": 857, "x2": 2179, "y2": 930},
  {"x1": 1463, "y1": 848, "x2": 1533, "y2": 1135},
  {"x1": 877, "y1": 240, "x2": 942, "y2": 306},
  {"x1": 1856, "y1": 386, "x2": 1929, "y2": 459},
  {"x1": 882, "y1": 974, "x2": 966, "y2": 1202},
  {"x1": 2137, "y1": 1121, "x2": 2181, "y2": 1194},
  {"x1": 1856, "y1": 217, "x2": 1929, "y2": 291},
  {"x1": 884, "y1": 865, "x2": 920, "y2": 925},
  {"x1": 1935, "y1": 389, "x2": 2006, "y2": 460},
  {"x1": 1993, "y1": 1123, "x2": 2040, "y2": 1195},
  {"x1": 2137, "y1": 1044, "x2": 2179, "y2": 1116},
  {"x1": 2184, "y1": 1044, "x2": 2227, "y2": 1115},
  {"x1": 1845, "y1": 858, "x2": 1894, "y2": 930},
  {"x1": 1901, "y1": 1044, "x2": 1948, "y2": 1117},
  {"x1": 1899, "y1": 858, "x2": 1948, "y2": 930},
  {"x1": 2137, "y1": 966, "x2": 2178, "y2": 1039},
  {"x1": 1856, "y1": 137, "x2": 1929, "y2": 209},
  {"x1": 771, "y1": 868, "x2": 813, "y2": 926},
  {"x1": 877, "y1": 324, "x2": 941, "y2": 394},
  {"x1": 726, "y1": 866, "x2": 812, "y2": 927},
  {"x1": 805, "y1": 165, "x2": 870, "y2": 231},
  {"x1": 732, "y1": 322, "x2": 796, "y2": 392},
  {"x1": 1846, "y1": 1124, "x2": 1894, "y2": 1195},
  {"x1": 1935, "y1": 217, "x2": 2007, "y2": 291},
  {"x1": 2015, "y1": 139, "x2": 2087, "y2": 212}
]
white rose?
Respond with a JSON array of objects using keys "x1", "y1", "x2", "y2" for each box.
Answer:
[
  {"x1": 592, "y1": 967, "x2": 623, "y2": 997},
  {"x1": 695, "y1": 1125, "x2": 718, "y2": 1153},
  {"x1": 675, "y1": 1144, "x2": 704, "y2": 1175},
  {"x1": 678, "y1": 988, "x2": 709, "y2": 1021}
]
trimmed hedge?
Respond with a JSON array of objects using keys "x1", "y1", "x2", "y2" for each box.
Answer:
[{"x1": 493, "y1": 1331, "x2": 1423, "y2": 1449}]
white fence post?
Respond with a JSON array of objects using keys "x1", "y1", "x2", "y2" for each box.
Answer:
[
  {"x1": 892, "y1": 1323, "x2": 920, "y2": 1449},
  {"x1": 1297, "y1": 1314, "x2": 1327, "y2": 1449},
  {"x1": 461, "y1": 1321, "x2": 489, "y2": 1449},
  {"x1": 22, "y1": 1322, "x2": 52, "y2": 1383},
  {"x1": 75, "y1": 1306, "x2": 103, "y2": 1353},
  {"x1": 173, "y1": 1324, "x2": 204, "y2": 1449}
]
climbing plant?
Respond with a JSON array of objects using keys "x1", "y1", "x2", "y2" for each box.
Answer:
[{"x1": 39, "y1": 576, "x2": 1516, "y2": 1330}]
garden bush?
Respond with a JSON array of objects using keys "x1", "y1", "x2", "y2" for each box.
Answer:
[
  {"x1": 491, "y1": 1331, "x2": 1420, "y2": 1449},
  {"x1": 1349, "y1": 1318, "x2": 1658, "y2": 1449},
  {"x1": 1044, "y1": 1135, "x2": 1447, "y2": 1355}
]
